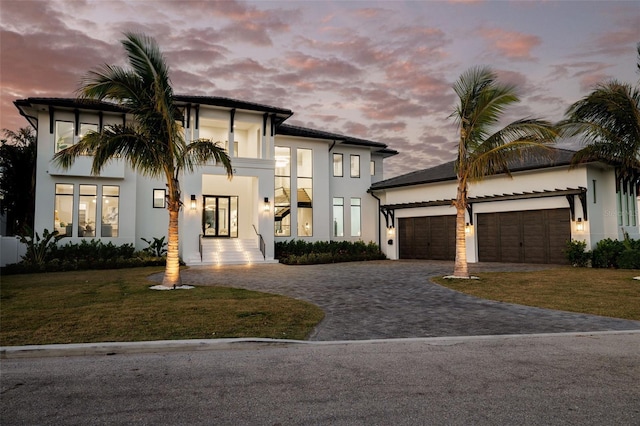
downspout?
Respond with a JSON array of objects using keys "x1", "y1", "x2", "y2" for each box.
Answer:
[
  {"x1": 368, "y1": 190, "x2": 381, "y2": 248},
  {"x1": 328, "y1": 140, "x2": 336, "y2": 152}
]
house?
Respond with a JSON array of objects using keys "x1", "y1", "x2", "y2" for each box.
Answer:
[
  {"x1": 370, "y1": 149, "x2": 640, "y2": 264},
  {"x1": 14, "y1": 96, "x2": 397, "y2": 265}
]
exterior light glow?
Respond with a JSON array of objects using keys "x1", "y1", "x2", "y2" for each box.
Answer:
[
  {"x1": 263, "y1": 197, "x2": 270, "y2": 212},
  {"x1": 190, "y1": 195, "x2": 197, "y2": 211},
  {"x1": 576, "y1": 218, "x2": 584, "y2": 232}
]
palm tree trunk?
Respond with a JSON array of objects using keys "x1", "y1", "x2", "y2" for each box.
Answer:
[
  {"x1": 453, "y1": 178, "x2": 469, "y2": 278},
  {"x1": 162, "y1": 207, "x2": 182, "y2": 288}
]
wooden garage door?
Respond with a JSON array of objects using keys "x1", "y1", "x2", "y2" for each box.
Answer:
[
  {"x1": 477, "y1": 208, "x2": 570, "y2": 264},
  {"x1": 398, "y1": 216, "x2": 456, "y2": 260}
]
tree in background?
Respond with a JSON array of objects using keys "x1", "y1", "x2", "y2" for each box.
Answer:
[
  {"x1": 53, "y1": 33, "x2": 232, "y2": 288},
  {"x1": 450, "y1": 67, "x2": 557, "y2": 278},
  {"x1": 0, "y1": 127, "x2": 36, "y2": 235}
]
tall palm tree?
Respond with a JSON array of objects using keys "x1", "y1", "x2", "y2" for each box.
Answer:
[
  {"x1": 54, "y1": 32, "x2": 232, "y2": 288},
  {"x1": 559, "y1": 82, "x2": 640, "y2": 179},
  {"x1": 450, "y1": 67, "x2": 557, "y2": 278}
]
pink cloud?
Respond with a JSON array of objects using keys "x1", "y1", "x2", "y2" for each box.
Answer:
[{"x1": 478, "y1": 28, "x2": 541, "y2": 60}]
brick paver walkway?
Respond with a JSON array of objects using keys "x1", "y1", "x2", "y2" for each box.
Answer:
[{"x1": 162, "y1": 260, "x2": 640, "y2": 340}]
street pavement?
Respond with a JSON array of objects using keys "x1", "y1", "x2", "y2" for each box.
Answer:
[{"x1": 2, "y1": 332, "x2": 639, "y2": 425}]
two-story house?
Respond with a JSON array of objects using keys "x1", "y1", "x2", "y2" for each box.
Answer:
[{"x1": 14, "y1": 96, "x2": 398, "y2": 265}]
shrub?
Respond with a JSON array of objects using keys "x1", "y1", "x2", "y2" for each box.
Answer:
[
  {"x1": 618, "y1": 250, "x2": 640, "y2": 269},
  {"x1": 592, "y1": 238, "x2": 625, "y2": 268},
  {"x1": 1, "y1": 237, "x2": 165, "y2": 275},
  {"x1": 565, "y1": 239, "x2": 591, "y2": 267},
  {"x1": 275, "y1": 240, "x2": 386, "y2": 265}
]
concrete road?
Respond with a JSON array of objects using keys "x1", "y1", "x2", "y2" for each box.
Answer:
[{"x1": 2, "y1": 331, "x2": 639, "y2": 425}]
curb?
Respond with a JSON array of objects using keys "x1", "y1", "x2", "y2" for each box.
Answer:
[{"x1": 3, "y1": 329, "x2": 640, "y2": 359}]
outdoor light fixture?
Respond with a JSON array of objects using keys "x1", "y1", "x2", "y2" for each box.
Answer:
[
  {"x1": 576, "y1": 218, "x2": 584, "y2": 232},
  {"x1": 387, "y1": 226, "x2": 395, "y2": 236},
  {"x1": 190, "y1": 195, "x2": 197, "y2": 211},
  {"x1": 465, "y1": 222, "x2": 472, "y2": 235},
  {"x1": 263, "y1": 197, "x2": 270, "y2": 212}
]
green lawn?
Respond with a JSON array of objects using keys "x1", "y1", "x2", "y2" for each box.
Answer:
[
  {"x1": 0, "y1": 267, "x2": 324, "y2": 346},
  {"x1": 433, "y1": 267, "x2": 640, "y2": 321}
]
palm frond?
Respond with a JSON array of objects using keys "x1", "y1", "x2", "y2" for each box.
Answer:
[
  {"x1": 560, "y1": 80, "x2": 640, "y2": 177},
  {"x1": 180, "y1": 139, "x2": 233, "y2": 178}
]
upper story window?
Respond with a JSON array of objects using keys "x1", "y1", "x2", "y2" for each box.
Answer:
[
  {"x1": 274, "y1": 146, "x2": 291, "y2": 237},
  {"x1": 297, "y1": 148, "x2": 313, "y2": 237},
  {"x1": 370, "y1": 160, "x2": 375, "y2": 176},
  {"x1": 80, "y1": 123, "x2": 98, "y2": 140},
  {"x1": 333, "y1": 153, "x2": 343, "y2": 177},
  {"x1": 55, "y1": 121, "x2": 74, "y2": 153},
  {"x1": 350, "y1": 154, "x2": 360, "y2": 178}
]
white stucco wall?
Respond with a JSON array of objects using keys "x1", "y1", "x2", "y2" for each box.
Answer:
[{"x1": 375, "y1": 162, "x2": 635, "y2": 261}]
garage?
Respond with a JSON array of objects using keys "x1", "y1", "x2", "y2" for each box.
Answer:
[
  {"x1": 477, "y1": 208, "x2": 570, "y2": 264},
  {"x1": 398, "y1": 215, "x2": 456, "y2": 260}
]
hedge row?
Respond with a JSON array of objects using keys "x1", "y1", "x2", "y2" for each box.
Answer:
[
  {"x1": 275, "y1": 240, "x2": 386, "y2": 265},
  {"x1": 1, "y1": 236, "x2": 168, "y2": 275},
  {"x1": 566, "y1": 236, "x2": 640, "y2": 269}
]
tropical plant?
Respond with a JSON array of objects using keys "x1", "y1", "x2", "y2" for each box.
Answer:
[
  {"x1": 559, "y1": 44, "x2": 640, "y2": 179},
  {"x1": 18, "y1": 227, "x2": 64, "y2": 266},
  {"x1": 141, "y1": 236, "x2": 168, "y2": 257},
  {"x1": 53, "y1": 33, "x2": 233, "y2": 288},
  {"x1": 449, "y1": 67, "x2": 557, "y2": 278},
  {"x1": 0, "y1": 127, "x2": 36, "y2": 235}
]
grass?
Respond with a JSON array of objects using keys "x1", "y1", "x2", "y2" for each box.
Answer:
[
  {"x1": 0, "y1": 267, "x2": 324, "y2": 346},
  {"x1": 433, "y1": 267, "x2": 640, "y2": 321}
]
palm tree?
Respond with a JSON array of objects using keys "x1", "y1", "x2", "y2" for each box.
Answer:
[
  {"x1": 0, "y1": 127, "x2": 37, "y2": 235},
  {"x1": 450, "y1": 67, "x2": 557, "y2": 278},
  {"x1": 559, "y1": 83, "x2": 640, "y2": 180},
  {"x1": 53, "y1": 33, "x2": 232, "y2": 288}
]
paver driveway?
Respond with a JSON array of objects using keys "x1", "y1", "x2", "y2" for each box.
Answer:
[{"x1": 172, "y1": 260, "x2": 640, "y2": 340}]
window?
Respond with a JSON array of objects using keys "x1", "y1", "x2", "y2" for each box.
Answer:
[
  {"x1": 153, "y1": 189, "x2": 166, "y2": 208},
  {"x1": 333, "y1": 153, "x2": 343, "y2": 177},
  {"x1": 370, "y1": 160, "x2": 375, "y2": 176},
  {"x1": 297, "y1": 148, "x2": 313, "y2": 237},
  {"x1": 350, "y1": 155, "x2": 360, "y2": 178},
  {"x1": 351, "y1": 198, "x2": 361, "y2": 237},
  {"x1": 54, "y1": 184, "x2": 74, "y2": 237},
  {"x1": 79, "y1": 123, "x2": 98, "y2": 155},
  {"x1": 55, "y1": 121, "x2": 74, "y2": 153},
  {"x1": 333, "y1": 197, "x2": 344, "y2": 237},
  {"x1": 274, "y1": 146, "x2": 291, "y2": 236},
  {"x1": 79, "y1": 185, "x2": 97, "y2": 237},
  {"x1": 101, "y1": 185, "x2": 119, "y2": 237}
]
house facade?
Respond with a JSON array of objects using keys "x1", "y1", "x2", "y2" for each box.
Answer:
[
  {"x1": 14, "y1": 96, "x2": 397, "y2": 265},
  {"x1": 371, "y1": 149, "x2": 640, "y2": 264}
]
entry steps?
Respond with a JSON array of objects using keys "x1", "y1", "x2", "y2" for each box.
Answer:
[{"x1": 187, "y1": 238, "x2": 275, "y2": 266}]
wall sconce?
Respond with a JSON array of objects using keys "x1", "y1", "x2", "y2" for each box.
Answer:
[
  {"x1": 387, "y1": 226, "x2": 395, "y2": 237},
  {"x1": 576, "y1": 218, "x2": 584, "y2": 232},
  {"x1": 465, "y1": 222, "x2": 472, "y2": 235},
  {"x1": 263, "y1": 197, "x2": 270, "y2": 212},
  {"x1": 190, "y1": 195, "x2": 197, "y2": 211}
]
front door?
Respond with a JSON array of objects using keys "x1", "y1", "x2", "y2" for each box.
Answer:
[{"x1": 203, "y1": 196, "x2": 238, "y2": 238}]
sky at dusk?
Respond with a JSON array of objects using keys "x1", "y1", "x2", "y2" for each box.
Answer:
[{"x1": 1, "y1": 0, "x2": 638, "y2": 178}]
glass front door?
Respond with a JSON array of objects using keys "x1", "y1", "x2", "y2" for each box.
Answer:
[{"x1": 203, "y1": 196, "x2": 238, "y2": 238}]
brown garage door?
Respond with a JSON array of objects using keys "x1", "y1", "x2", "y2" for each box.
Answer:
[
  {"x1": 477, "y1": 208, "x2": 570, "y2": 264},
  {"x1": 398, "y1": 216, "x2": 456, "y2": 260}
]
